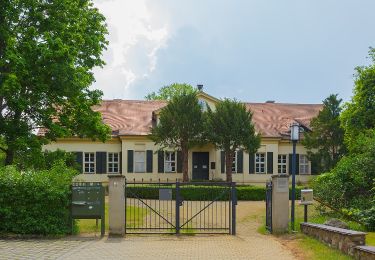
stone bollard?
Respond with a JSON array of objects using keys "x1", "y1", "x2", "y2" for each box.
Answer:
[
  {"x1": 272, "y1": 175, "x2": 289, "y2": 233},
  {"x1": 108, "y1": 175, "x2": 125, "y2": 236}
]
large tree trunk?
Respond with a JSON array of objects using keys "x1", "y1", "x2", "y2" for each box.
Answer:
[
  {"x1": 225, "y1": 150, "x2": 234, "y2": 182},
  {"x1": 4, "y1": 149, "x2": 14, "y2": 165},
  {"x1": 182, "y1": 143, "x2": 189, "y2": 182}
]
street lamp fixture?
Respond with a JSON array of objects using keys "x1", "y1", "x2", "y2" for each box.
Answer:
[{"x1": 290, "y1": 122, "x2": 300, "y2": 231}]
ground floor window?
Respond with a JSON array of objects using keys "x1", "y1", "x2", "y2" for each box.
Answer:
[
  {"x1": 134, "y1": 151, "x2": 145, "y2": 173},
  {"x1": 255, "y1": 153, "x2": 265, "y2": 173},
  {"x1": 278, "y1": 154, "x2": 287, "y2": 174},
  {"x1": 84, "y1": 152, "x2": 95, "y2": 173},
  {"x1": 299, "y1": 154, "x2": 309, "y2": 174},
  {"x1": 108, "y1": 152, "x2": 119, "y2": 173},
  {"x1": 232, "y1": 151, "x2": 237, "y2": 173},
  {"x1": 164, "y1": 151, "x2": 176, "y2": 173}
]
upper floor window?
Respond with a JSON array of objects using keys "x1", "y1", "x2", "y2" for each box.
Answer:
[
  {"x1": 299, "y1": 155, "x2": 309, "y2": 174},
  {"x1": 255, "y1": 153, "x2": 266, "y2": 174},
  {"x1": 278, "y1": 154, "x2": 287, "y2": 174},
  {"x1": 134, "y1": 151, "x2": 146, "y2": 173},
  {"x1": 165, "y1": 151, "x2": 176, "y2": 173},
  {"x1": 84, "y1": 152, "x2": 95, "y2": 173},
  {"x1": 108, "y1": 152, "x2": 119, "y2": 173}
]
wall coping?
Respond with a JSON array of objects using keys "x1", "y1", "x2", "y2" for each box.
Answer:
[
  {"x1": 301, "y1": 222, "x2": 367, "y2": 236},
  {"x1": 355, "y1": 245, "x2": 375, "y2": 254}
]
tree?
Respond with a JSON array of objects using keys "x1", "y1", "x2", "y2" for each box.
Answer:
[
  {"x1": 145, "y1": 83, "x2": 195, "y2": 100},
  {"x1": 0, "y1": 0, "x2": 111, "y2": 165},
  {"x1": 302, "y1": 94, "x2": 346, "y2": 173},
  {"x1": 206, "y1": 99, "x2": 260, "y2": 182},
  {"x1": 341, "y1": 47, "x2": 375, "y2": 152},
  {"x1": 150, "y1": 91, "x2": 204, "y2": 182}
]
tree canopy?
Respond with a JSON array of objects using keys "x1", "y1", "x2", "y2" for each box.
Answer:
[
  {"x1": 0, "y1": 0, "x2": 111, "y2": 165},
  {"x1": 145, "y1": 83, "x2": 195, "y2": 100},
  {"x1": 302, "y1": 94, "x2": 346, "y2": 173},
  {"x1": 150, "y1": 91, "x2": 205, "y2": 181},
  {"x1": 206, "y1": 99, "x2": 260, "y2": 182},
  {"x1": 341, "y1": 47, "x2": 375, "y2": 152}
]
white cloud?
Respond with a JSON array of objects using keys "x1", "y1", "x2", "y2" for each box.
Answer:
[{"x1": 92, "y1": 0, "x2": 169, "y2": 98}]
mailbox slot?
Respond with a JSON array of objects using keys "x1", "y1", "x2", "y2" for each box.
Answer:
[{"x1": 71, "y1": 182, "x2": 105, "y2": 236}]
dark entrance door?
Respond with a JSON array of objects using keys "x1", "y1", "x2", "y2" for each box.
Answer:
[{"x1": 192, "y1": 152, "x2": 209, "y2": 180}]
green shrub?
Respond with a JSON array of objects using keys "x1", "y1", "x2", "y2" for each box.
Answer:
[
  {"x1": 0, "y1": 161, "x2": 77, "y2": 235},
  {"x1": 125, "y1": 184, "x2": 305, "y2": 201}
]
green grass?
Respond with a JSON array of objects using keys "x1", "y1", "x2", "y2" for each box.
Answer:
[
  {"x1": 256, "y1": 201, "x2": 375, "y2": 258},
  {"x1": 299, "y1": 235, "x2": 352, "y2": 260},
  {"x1": 367, "y1": 232, "x2": 375, "y2": 246},
  {"x1": 78, "y1": 204, "x2": 148, "y2": 233}
]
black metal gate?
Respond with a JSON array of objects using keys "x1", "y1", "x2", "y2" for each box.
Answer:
[
  {"x1": 265, "y1": 180, "x2": 272, "y2": 233},
  {"x1": 124, "y1": 180, "x2": 237, "y2": 235}
]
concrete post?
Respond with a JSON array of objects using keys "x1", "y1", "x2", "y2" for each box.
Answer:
[
  {"x1": 271, "y1": 175, "x2": 289, "y2": 233},
  {"x1": 108, "y1": 175, "x2": 125, "y2": 236}
]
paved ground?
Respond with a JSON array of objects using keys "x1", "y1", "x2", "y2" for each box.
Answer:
[{"x1": 0, "y1": 202, "x2": 296, "y2": 260}]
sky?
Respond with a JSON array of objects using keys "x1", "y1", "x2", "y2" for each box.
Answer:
[{"x1": 92, "y1": 0, "x2": 375, "y2": 104}]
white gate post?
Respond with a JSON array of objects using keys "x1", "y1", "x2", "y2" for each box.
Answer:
[
  {"x1": 108, "y1": 175, "x2": 125, "y2": 236},
  {"x1": 271, "y1": 175, "x2": 289, "y2": 233}
]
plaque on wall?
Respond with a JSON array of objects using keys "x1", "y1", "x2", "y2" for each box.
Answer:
[{"x1": 275, "y1": 177, "x2": 289, "y2": 192}]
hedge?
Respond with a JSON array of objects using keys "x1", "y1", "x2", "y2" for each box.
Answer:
[
  {"x1": 0, "y1": 162, "x2": 77, "y2": 235},
  {"x1": 125, "y1": 184, "x2": 304, "y2": 201}
]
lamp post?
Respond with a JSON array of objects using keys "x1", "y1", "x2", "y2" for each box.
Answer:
[{"x1": 290, "y1": 122, "x2": 300, "y2": 231}]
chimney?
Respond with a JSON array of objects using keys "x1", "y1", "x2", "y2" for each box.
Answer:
[{"x1": 197, "y1": 84, "x2": 203, "y2": 91}]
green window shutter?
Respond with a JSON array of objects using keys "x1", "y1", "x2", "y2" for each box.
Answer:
[
  {"x1": 249, "y1": 153, "x2": 255, "y2": 174},
  {"x1": 267, "y1": 152, "x2": 273, "y2": 174},
  {"x1": 289, "y1": 154, "x2": 293, "y2": 175},
  {"x1": 146, "y1": 150, "x2": 153, "y2": 173},
  {"x1": 311, "y1": 158, "x2": 319, "y2": 175},
  {"x1": 127, "y1": 150, "x2": 134, "y2": 173},
  {"x1": 75, "y1": 152, "x2": 83, "y2": 173},
  {"x1": 236, "y1": 150, "x2": 243, "y2": 173},
  {"x1": 96, "y1": 152, "x2": 107, "y2": 174},
  {"x1": 119, "y1": 151, "x2": 122, "y2": 174},
  {"x1": 177, "y1": 151, "x2": 182, "y2": 173},
  {"x1": 296, "y1": 154, "x2": 300, "y2": 175},
  {"x1": 158, "y1": 151, "x2": 164, "y2": 173},
  {"x1": 289, "y1": 154, "x2": 300, "y2": 175},
  {"x1": 221, "y1": 151, "x2": 225, "y2": 173}
]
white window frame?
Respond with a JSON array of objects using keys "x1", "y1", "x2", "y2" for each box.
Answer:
[
  {"x1": 278, "y1": 154, "x2": 287, "y2": 174},
  {"x1": 255, "y1": 153, "x2": 266, "y2": 174},
  {"x1": 164, "y1": 151, "x2": 176, "y2": 173},
  {"x1": 134, "y1": 151, "x2": 146, "y2": 173},
  {"x1": 84, "y1": 152, "x2": 95, "y2": 174},
  {"x1": 299, "y1": 154, "x2": 309, "y2": 174},
  {"x1": 107, "y1": 152, "x2": 119, "y2": 174},
  {"x1": 231, "y1": 151, "x2": 237, "y2": 173}
]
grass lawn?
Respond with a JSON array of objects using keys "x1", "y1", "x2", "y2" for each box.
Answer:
[
  {"x1": 293, "y1": 202, "x2": 375, "y2": 246},
  {"x1": 78, "y1": 204, "x2": 148, "y2": 233},
  {"x1": 257, "y1": 201, "x2": 374, "y2": 259}
]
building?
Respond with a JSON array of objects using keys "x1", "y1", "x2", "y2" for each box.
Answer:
[{"x1": 42, "y1": 91, "x2": 322, "y2": 184}]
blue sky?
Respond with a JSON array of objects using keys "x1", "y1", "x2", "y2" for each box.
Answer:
[{"x1": 92, "y1": 0, "x2": 375, "y2": 104}]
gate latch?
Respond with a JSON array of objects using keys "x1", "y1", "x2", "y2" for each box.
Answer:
[{"x1": 178, "y1": 195, "x2": 184, "y2": 206}]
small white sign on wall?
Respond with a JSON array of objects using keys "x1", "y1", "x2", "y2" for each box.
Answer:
[{"x1": 276, "y1": 177, "x2": 289, "y2": 192}]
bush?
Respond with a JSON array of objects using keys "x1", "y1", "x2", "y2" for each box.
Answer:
[
  {"x1": 125, "y1": 184, "x2": 304, "y2": 201},
  {"x1": 0, "y1": 161, "x2": 77, "y2": 235}
]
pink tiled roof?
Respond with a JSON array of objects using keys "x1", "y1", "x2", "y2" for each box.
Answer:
[
  {"x1": 245, "y1": 103, "x2": 322, "y2": 137},
  {"x1": 94, "y1": 100, "x2": 167, "y2": 136},
  {"x1": 38, "y1": 99, "x2": 322, "y2": 138}
]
